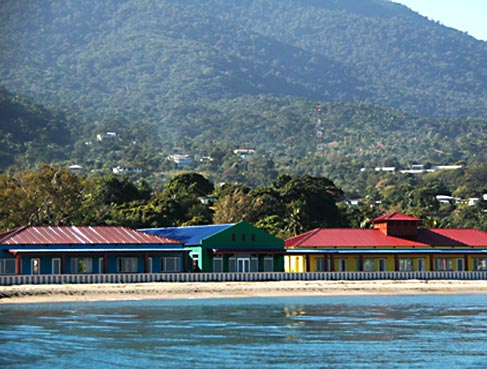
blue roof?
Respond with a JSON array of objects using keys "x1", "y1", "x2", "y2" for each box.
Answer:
[{"x1": 139, "y1": 224, "x2": 234, "y2": 246}]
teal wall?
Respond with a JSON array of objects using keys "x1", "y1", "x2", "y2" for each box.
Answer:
[{"x1": 200, "y1": 221, "x2": 285, "y2": 272}]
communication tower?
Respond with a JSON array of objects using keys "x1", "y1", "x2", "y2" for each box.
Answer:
[{"x1": 315, "y1": 103, "x2": 324, "y2": 156}]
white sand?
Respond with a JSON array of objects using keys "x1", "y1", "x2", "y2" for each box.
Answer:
[{"x1": 1, "y1": 280, "x2": 487, "y2": 304}]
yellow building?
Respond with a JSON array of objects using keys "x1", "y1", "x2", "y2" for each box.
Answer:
[{"x1": 285, "y1": 212, "x2": 487, "y2": 273}]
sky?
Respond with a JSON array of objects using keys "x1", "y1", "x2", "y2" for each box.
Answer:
[{"x1": 392, "y1": 0, "x2": 487, "y2": 41}]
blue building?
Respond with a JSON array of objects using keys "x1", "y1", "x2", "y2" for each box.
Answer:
[{"x1": 0, "y1": 226, "x2": 188, "y2": 275}]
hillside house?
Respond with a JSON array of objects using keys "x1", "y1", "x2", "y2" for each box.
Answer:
[
  {"x1": 233, "y1": 149, "x2": 255, "y2": 160},
  {"x1": 168, "y1": 154, "x2": 193, "y2": 168},
  {"x1": 112, "y1": 166, "x2": 142, "y2": 174},
  {"x1": 96, "y1": 132, "x2": 117, "y2": 141}
]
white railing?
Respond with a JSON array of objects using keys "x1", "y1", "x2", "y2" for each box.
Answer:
[{"x1": 1, "y1": 271, "x2": 487, "y2": 286}]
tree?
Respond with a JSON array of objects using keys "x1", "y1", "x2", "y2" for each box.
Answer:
[
  {"x1": 9, "y1": 164, "x2": 86, "y2": 226},
  {"x1": 273, "y1": 174, "x2": 344, "y2": 232}
]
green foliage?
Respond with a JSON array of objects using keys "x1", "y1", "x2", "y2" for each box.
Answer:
[
  {"x1": 1, "y1": 0, "x2": 487, "y2": 127},
  {"x1": 0, "y1": 164, "x2": 85, "y2": 228},
  {"x1": 0, "y1": 87, "x2": 73, "y2": 168}
]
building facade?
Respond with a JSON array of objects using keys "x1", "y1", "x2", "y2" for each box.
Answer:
[
  {"x1": 285, "y1": 212, "x2": 487, "y2": 273},
  {"x1": 0, "y1": 226, "x2": 188, "y2": 275},
  {"x1": 140, "y1": 221, "x2": 285, "y2": 273}
]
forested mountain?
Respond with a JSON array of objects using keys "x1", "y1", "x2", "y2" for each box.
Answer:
[
  {"x1": 0, "y1": 87, "x2": 72, "y2": 168},
  {"x1": 1, "y1": 0, "x2": 487, "y2": 194},
  {"x1": 1, "y1": 0, "x2": 486, "y2": 122}
]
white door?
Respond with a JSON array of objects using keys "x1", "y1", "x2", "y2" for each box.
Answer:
[{"x1": 237, "y1": 258, "x2": 250, "y2": 273}]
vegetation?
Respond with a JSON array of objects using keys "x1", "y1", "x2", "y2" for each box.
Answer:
[
  {"x1": 1, "y1": 1, "x2": 487, "y2": 232},
  {"x1": 1, "y1": 0, "x2": 487, "y2": 123},
  {"x1": 2, "y1": 165, "x2": 487, "y2": 235}
]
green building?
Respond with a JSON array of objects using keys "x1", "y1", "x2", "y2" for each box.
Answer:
[{"x1": 140, "y1": 221, "x2": 284, "y2": 273}]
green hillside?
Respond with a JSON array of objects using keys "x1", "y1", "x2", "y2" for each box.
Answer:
[
  {"x1": 0, "y1": 87, "x2": 72, "y2": 168},
  {"x1": 1, "y1": 0, "x2": 487, "y2": 192},
  {"x1": 1, "y1": 0, "x2": 486, "y2": 121}
]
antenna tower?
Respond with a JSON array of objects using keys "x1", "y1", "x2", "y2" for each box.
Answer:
[{"x1": 315, "y1": 103, "x2": 323, "y2": 156}]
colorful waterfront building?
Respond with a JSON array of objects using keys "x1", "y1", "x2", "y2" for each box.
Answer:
[
  {"x1": 0, "y1": 226, "x2": 188, "y2": 275},
  {"x1": 285, "y1": 212, "x2": 487, "y2": 273},
  {"x1": 140, "y1": 221, "x2": 285, "y2": 273}
]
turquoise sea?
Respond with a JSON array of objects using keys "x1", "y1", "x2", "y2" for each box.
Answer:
[{"x1": 1, "y1": 294, "x2": 487, "y2": 368}]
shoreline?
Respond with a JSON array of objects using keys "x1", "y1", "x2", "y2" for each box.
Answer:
[{"x1": 2, "y1": 280, "x2": 487, "y2": 304}]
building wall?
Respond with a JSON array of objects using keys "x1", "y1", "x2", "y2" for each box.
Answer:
[
  {"x1": 285, "y1": 253, "x2": 487, "y2": 272},
  {"x1": 1, "y1": 252, "x2": 188, "y2": 275},
  {"x1": 200, "y1": 221, "x2": 285, "y2": 273}
]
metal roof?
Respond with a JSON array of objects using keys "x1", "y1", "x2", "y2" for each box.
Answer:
[
  {"x1": 0, "y1": 226, "x2": 181, "y2": 245},
  {"x1": 139, "y1": 224, "x2": 234, "y2": 246},
  {"x1": 8, "y1": 248, "x2": 187, "y2": 254},
  {"x1": 285, "y1": 228, "x2": 487, "y2": 248},
  {"x1": 372, "y1": 212, "x2": 421, "y2": 223},
  {"x1": 286, "y1": 249, "x2": 487, "y2": 254}
]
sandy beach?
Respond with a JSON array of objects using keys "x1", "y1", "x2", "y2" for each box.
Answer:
[{"x1": 1, "y1": 280, "x2": 487, "y2": 304}]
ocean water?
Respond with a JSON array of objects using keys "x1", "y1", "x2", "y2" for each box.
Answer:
[{"x1": 1, "y1": 294, "x2": 487, "y2": 369}]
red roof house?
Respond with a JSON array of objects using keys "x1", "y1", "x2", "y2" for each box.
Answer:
[
  {"x1": 0, "y1": 226, "x2": 188, "y2": 275},
  {"x1": 285, "y1": 212, "x2": 487, "y2": 273}
]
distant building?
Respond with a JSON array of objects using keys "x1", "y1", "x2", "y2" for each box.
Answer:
[
  {"x1": 168, "y1": 154, "x2": 193, "y2": 168},
  {"x1": 233, "y1": 149, "x2": 255, "y2": 160},
  {"x1": 436, "y1": 195, "x2": 454, "y2": 204},
  {"x1": 431, "y1": 165, "x2": 463, "y2": 171},
  {"x1": 112, "y1": 166, "x2": 142, "y2": 174},
  {"x1": 97, "y1": 132, "x2": 117, "y2": 141},
  {"x1": 199, "y1": 156, "x2": 214, "y2": 163},
  {"x1": 68, "y1": 164, "x2": 83, "y2": 172},
  {"x1": 375, "y1": 167, "x2": 396, "y2": 172}
]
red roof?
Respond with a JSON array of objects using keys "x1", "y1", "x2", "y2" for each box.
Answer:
[
  {"x1": 0, "y1": 226, "x2": 180, "y2": 245},
  {"x1": 286, "y1": 228, "x2": 487, "y2": 248},
  {"x1": 372, "y1": 212, "x2": 421, "y2": 223}
]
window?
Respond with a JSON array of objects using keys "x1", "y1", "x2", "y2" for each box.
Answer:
[
  {"x1": 417, "y1": 258, "x2": 426, "y2": 272},
  {"x1": 231, "y1": 234, "x2": 236, "y2": 241},
  {"x1": 474, "y1": 258, "x2": 487, "y2": 271},
  {"x1": 147, "y1": 257, "x2": 153, "y2": 273},
  {"x1": 237, "y1": 258, "x2": 250, "y2": 273},
  {"x1": 435, "y1": 258, "x2": 453, "y2": 271},
  {"x1": 378, "y1": 259, "x2": 386, "y2": 272},
  {"x1": 228, "y1": 257, "x2": 237, "y2": 272},
  {"x1": 242, "y1": 234, "x2": 246, "y2": 241},
  {"x1": 213, "y1": 257, "x2": 223, "y2": 273},
  {"x1": 264, "y1": 256, "x2": 274, "y2": 272},
  {"x1": 399, "y1": 258, "x2": 413, "y2": 271},
  {"x1": 363, "y1": 258, "x2": 374, "y2": 272},
  {"x1": 117, "y1": 257, "x2": 138, "y2": 273},
  {"x1": 316, "y1": 258, "x2": 325, "y2": 272},
  {"x1": 338, "y1": 259, "x2": 347, "y2": 272},
  {"x1": 98, "y1": 258, "x2": 104, "y2": 274},
  {"x1": 251, "y1": 257, "x2": 258, "y2": 272},
  {"x1": 31, "y1": 258, "x2": 40, "y2": 275},
  {"x1": 191, "y1": 254, "x2": 200, "y2": 272},
  {"x1": 160, "y1": 257, "x2": 180, "y2": 273},
  {"x1": 456, "y1": 258, "x2": 464, "y2": 271},
  {"x1": 251, "y1": 234, "x2": 256, "y2": 242},
  {"x1": 52, "y1": 258, "x2": 61, "y2": 274},
  {"x1": 0, "y1": 259, "x2": 16, "y2": 274},
  {"x1": 71, "y1": 258, "x2": 93, "y2": 273}
]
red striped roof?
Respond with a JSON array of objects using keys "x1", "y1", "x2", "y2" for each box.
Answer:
[
  {"x1": 0, "y1": 226, "x2": 180, "y2": 245},
  {"x1": 285, "y1": 228, "x2": 487, "y2": 248},
  {"x1": 372, "y1": 212, "x2": 421, "y2": 223}
]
